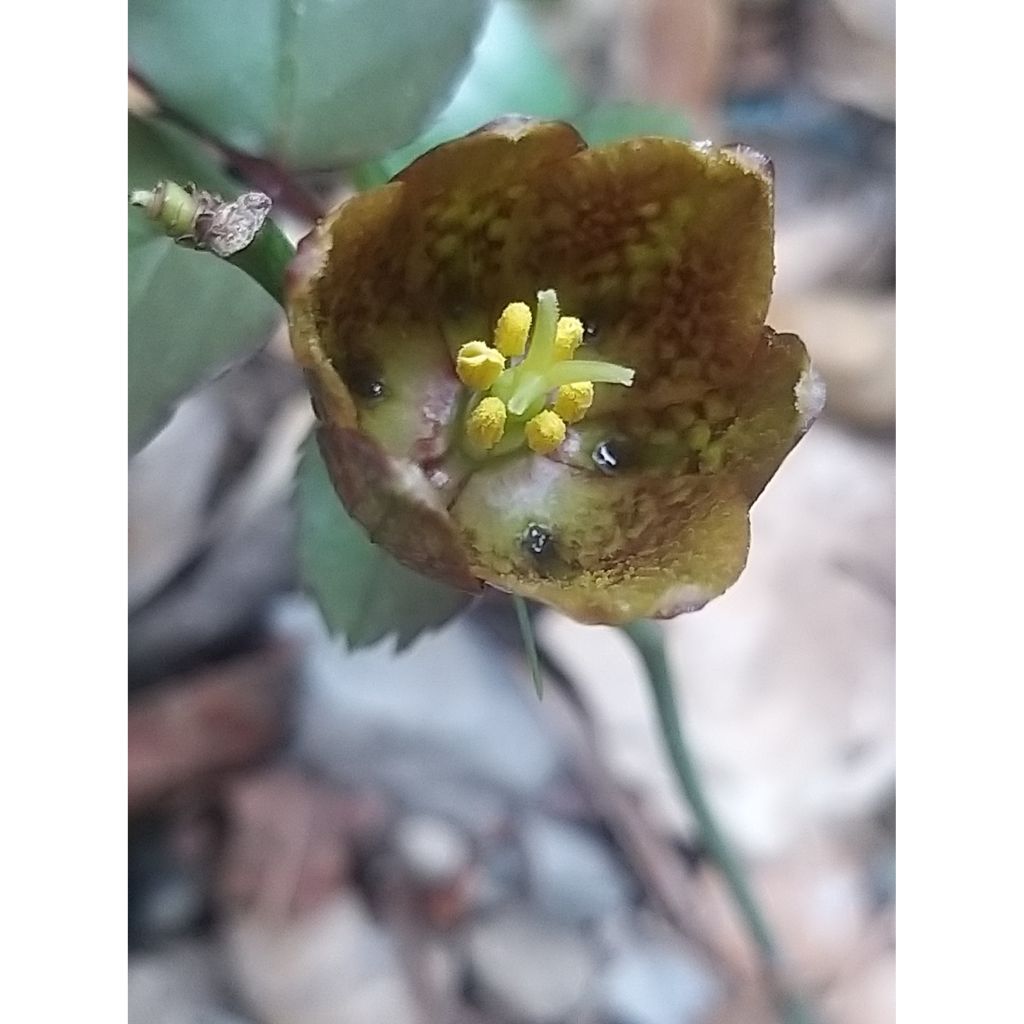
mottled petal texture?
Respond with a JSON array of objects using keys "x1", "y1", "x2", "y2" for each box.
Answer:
[{"x1": 287, "y1": 118, "x2": 821, "y2": 624}]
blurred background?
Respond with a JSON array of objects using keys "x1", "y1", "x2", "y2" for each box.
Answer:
[{"x1": 128, "y1": 1, "x2": 894, "y2": 1023}]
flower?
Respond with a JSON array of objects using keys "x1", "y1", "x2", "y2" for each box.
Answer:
[{"x1": 287, "y1": 117, "x2": 824, "y2": 625}]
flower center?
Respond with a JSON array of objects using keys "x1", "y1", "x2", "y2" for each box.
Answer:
[{"x1": 455, "y1": 289, "x2": 634, "y2": 457}]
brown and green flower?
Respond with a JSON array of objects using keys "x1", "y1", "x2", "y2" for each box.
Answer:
[{"x1": 287, "y1": 117, "x2": 824, "y2": 625}]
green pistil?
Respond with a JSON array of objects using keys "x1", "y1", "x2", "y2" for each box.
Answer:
[
  {"x1": 516, "y1": 288, "x2": 560, "y2": 374},
  {"x1": 506, "y1": 359, "x2": 634, "y2": 416}
]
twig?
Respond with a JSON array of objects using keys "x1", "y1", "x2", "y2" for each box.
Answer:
[
  {"x1": 512, "y1": 595, "x2": 543, "y2": 698},
  {"x1": 621, "y1": 620, "x2": 816, "y2": 1024}
]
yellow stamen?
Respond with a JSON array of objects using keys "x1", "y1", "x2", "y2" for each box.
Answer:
[
  {"x1": 466, "y1": 396, "x2": 508, "y2": 450},
  {"x1": 493, "y1": 301, "x2": 532, "y2": 358},
  {"x1": 456, "y1": 341, "x2": 506, "y2": 390},
  {"x1": 553, "y1": 316, "x2": 584, "y2": 361},
  {"x1": 553, "y1": 381, "x2": 594, "y2": 424},
  {"x1": 525, "y1": 410, "x2": 566, "y2": 454},
  {"x1": 457, "y1": 290, "x2": 634, "y2": 460}
]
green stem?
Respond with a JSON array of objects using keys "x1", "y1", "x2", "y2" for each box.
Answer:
[
  {"x1": 506, "y1": 359, "x2": 634, "y2": 416},
  {"x1": 130, "y1": 181, "x2": 295, "y2": 309},
  {"x1": 513, "y1": 595, "x2": 544, "y2": 699},
  {"x1": 227, "y1": 221, "x2": 294, "y2": 308},
  {"x1": 621, "y1": 620, "x2": 814, "y2": 1024}
]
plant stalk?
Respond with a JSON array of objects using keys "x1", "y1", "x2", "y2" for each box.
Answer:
[
  {"x1": 228, "y1": 223, "x2": 295, "y2": 307},
  {"x1": 621, "y1": 620, "x2": 814, "y2": 1024},
  {"x1": 512, "y1": 595, "x2": 544, "y2": 699},
  {"x1": 130, "y1": 180, "x2": 296, "y2": 307}
]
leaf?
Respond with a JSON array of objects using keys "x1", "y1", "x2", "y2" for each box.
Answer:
[
  {"x1": 296, "y1": 438, "x2": 472, "y2": 650},
  {"x1": 572, "y1": 101, "x2": 692, "y2": 147},
  {"x1": 353, "y1": 0, "x2": 581, "y2": 188},
  {"x1": 128, "y1": 0, "x2": 491, "y2": 171},
  {"x1": 351, "y1": 12, "x2": 692, "y2": 189},
  {"x1": 128, "y1": 115, "x2": 282, "y2": 454}
]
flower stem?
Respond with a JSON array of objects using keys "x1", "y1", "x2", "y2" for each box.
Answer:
[
  {"x1": 230, "y1": 223, "x2": 295, "y2": 308},
  {"x1": 620, "y1": 620, "x2": 815, "y2": 1024},
  {"x1": 513, "y1": 595, "x2": 544, "y2": 699},
  {"x1": 130, "y1": 181, "x2": 295, "y2": 308}
]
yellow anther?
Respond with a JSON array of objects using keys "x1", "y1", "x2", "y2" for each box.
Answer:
[
  {"x1": 553, "y1": 316, "x2": 584, "y2": 361},
  {"x1": 525, "y1": 410, "x2": 566, "y2": 454},
  {"x1": 493, "y1": 301, "x2": 532, "y2": 357},
  {"x1": 456, "y1": 341, "x2": 506, "y2": 390},
  {"x1": 465, "y1": 396, "x2": 508, "y2": 450},
  {"x1": 553, "y1": 381, "x2": 594, "y2": 424}
]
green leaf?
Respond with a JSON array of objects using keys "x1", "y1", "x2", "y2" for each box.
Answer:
[
  {"x1": 128, "y1": 115, "x2": 281, "y2": 454},
  {"x1": 353, "y1": 0, "x2": 581, "y2": 188},
  {"x1": 296, "y1": 439, "x2": 473, "y2": 650},
  {"x1": 573, "y1": 101, "x2": 692, "y2": 147},
  {"x1": 129, "y1": 0, "x2": 491, "y2": 171}
]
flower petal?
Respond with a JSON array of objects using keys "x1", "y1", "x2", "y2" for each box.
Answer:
[
  {"x1": 445, "y1": 327, "x2": 818, "y2": 624},
  {"x1": 316, "y1": 419, "x2": 481, "y2": 594},
  {"x1": 287, "y1": 120, "x2": 821, "y2": 626},
  {"x1": 289, "y1": 181, "x2": 410, "y2": 376},
  {"x1": 290, "y1": 202, "x2": 482, "y2": 594},
  {"x1": 448, "y1": 454, "x2": 751, "y2": 624},
  {"x1": 392, "y1": 117, "x2": 587, "y2": 324},
  {"x1": 717, "y1": 328, "x2": 821, "y2": 500},
  {"x1": 289, "y1": 185, "x2": 465, "y2": 465},
  {"x1": 506, "y1": 138, "x2": 775, "y2": 419},
  {"x1": 288, "y1": 119, "x2": 590, "y2": 467}
]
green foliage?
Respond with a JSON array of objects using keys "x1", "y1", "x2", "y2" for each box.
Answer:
[
  {"x1": 351, "y1": 2, "x2": 691, "y2": 188},
  {"x1": 296, "y1": 439, "x2": 473, "y2": 650},
  {"x1": 353, "y1": 0, "x2": 581, "y2": 188},
  {"x1": 128, "y1": 0, "x2": 490, "y2": 170},
  {"x1": 128, "y1": 115, "x2": 281, "y2": 453}
]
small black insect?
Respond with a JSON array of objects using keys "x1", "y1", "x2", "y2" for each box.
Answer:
[{"x1": 522, "y1": 523, "x2": 554, "y2": 559}]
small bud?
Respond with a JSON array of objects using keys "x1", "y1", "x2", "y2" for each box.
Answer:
[{"x1": 129, "y1": 180, "x2": 201, "y2": 238}]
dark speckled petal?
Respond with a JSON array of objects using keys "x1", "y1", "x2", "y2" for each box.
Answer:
[
  {"x1": 448, "y1": 453, "x2": 751, "y2": 624},
  {"x1": 286, "y1": 118, "x2": 822, "y2": 624}
]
